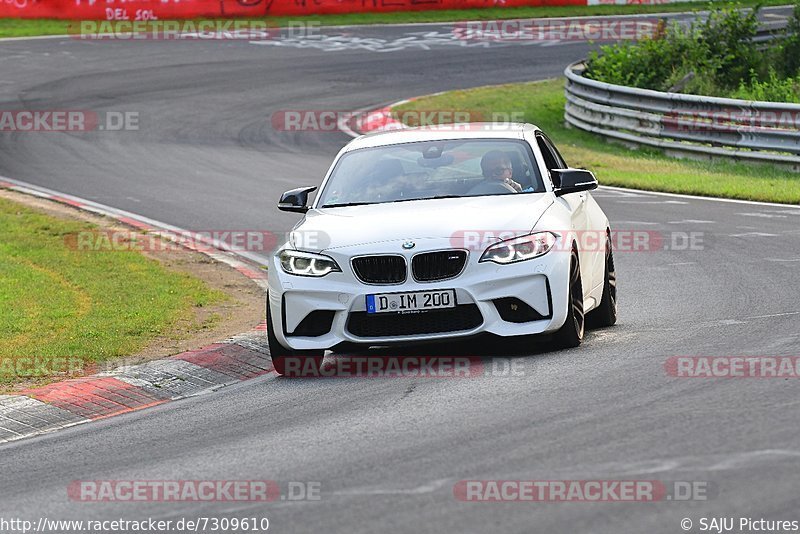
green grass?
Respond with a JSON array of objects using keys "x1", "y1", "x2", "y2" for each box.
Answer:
[
  {"x1": 394, "y1": 79, "x2": 800, "y2": 204},
  {"x1": 0, "y1": 198, "x2": 223, "y2": 385},
  {"x1": 0, "y1": 0, "x2": 793, "y2": 38}
]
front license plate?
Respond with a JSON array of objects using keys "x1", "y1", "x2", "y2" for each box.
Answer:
[{"x1": 366, "y1": 289, "x2": 457, "y2": 314}]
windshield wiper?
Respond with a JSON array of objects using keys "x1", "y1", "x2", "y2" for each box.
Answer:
[
  {"x1": 320, "y1": 202, "x2": 374, "y2": 208},
  {"x1": 322, "y1": 196, "x2": 460, "y2": 208},
  {"x1": 390, "y1": 195, "x2": 461, "y2": 203}
]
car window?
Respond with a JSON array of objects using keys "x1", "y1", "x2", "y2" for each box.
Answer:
[
  {"x1": 535, "y1": 134, "x2": 565, "y2": 171},
  {"x1": 316, "y1": 139, "x2": 545, "y2": 208},
  {"x1": 541, "y1": 135, "x2": 567, "y2": 168}
]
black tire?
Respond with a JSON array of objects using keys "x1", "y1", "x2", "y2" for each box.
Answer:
[
  {"x1": 266, "y1": 295, "x2": 324, "y2": 377},
  {"x1": 586, "y1": 233, "x2": 618, "y2": 329},
  {"x1": 553, "y1": 249, "x2": 584, "y2": 349}
]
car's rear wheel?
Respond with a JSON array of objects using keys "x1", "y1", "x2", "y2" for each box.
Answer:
[
  {"x1": 266, "y1": 295, "x2": 324, "y2": 377},
  {"x1": 586, "y1": 233, "x2": 617, "y2": 328},
  {"x1": 553, "y1": 249, "x2": 584, "y2": 349}
]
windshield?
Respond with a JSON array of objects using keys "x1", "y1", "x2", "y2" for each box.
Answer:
[{"x1": 316, "y1": 139, "x2": 545, "y2": 208}]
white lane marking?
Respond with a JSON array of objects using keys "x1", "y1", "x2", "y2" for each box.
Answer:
[
  {"x1": 765, "y1": 258, "x2": 800, "y2": 262},
  {"x1": 331, "y1": 478, "x2": 451, "y2": 496},
  {"x1": 615, "y1": 200, "x2": 688, "y2": 205},
  {"x1": 414, "y1": 448, "x2": 800, "y2": 482},
  {"x1": 697, "y1": 311, "x2": 799, "y2": 327},
  {"x1": 739, "y1": 212, "x2": 788, "y2": 218},
  {"x1": 593, "y1": 189, "x2": 646, "y2": 198},
  {"x1": 745, "y1": 311, "x2": 800, "y2": 320},
  {"x1": 695, "y1": 318, "x2": 749, "y2": 327},
  {"x1": 539, "y1": 39, "x2": 565, "y2": 47},
  {"x1": 706, "y1": 450, "x2": 800, "y2": 471},
  {"x1": 668, "y1": 219, "x2": 715, "y2": 224},
  {"x1": 615, "y1": 449, "x2": 800, "y2": 475},
  {"x1": 251, "y1": 31, "x2": 497, "y2": 53},
  {"x1": 729, "y1": 232, "x2": 779, "y2": 237},
  {"x1": 600, "y1": 185, "x2": 800, "y2": 209},
  {"x1": 668, "y1": 262, "x2": 696, "y2": 266},
  {"x1": 0, "y1": 34, "x2": 70, "y2": 43},
  {"x1": 767, "y1": 209, "x2": 800, "y2": 215}
]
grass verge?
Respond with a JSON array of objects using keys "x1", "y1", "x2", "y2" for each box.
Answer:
[
  {"x1": 393, "y1": 78, "x2": 800, "y2": 204},
  {"x1": 0, "y1": 194, "x2": 225, "y2": 387},
  {"x1": 0, "y1": 1, "x2": 793, "y2": 39}
]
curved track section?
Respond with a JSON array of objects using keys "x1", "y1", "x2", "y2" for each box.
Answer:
[{"x1": 1, "y1": 12, "x2": 799, "y2": 533}]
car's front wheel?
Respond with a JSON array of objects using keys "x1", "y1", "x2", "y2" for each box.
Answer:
[
  {"x1": 586, "y1": 232, "x2": 617, "y2": 329},
  {"x1": 553, "y1": 249, "x2": 584, "y2": 349},
  {"x1": 266, "y1": 295, "x2": 324, "y2": 377}
]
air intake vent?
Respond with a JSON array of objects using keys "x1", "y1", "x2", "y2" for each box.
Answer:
[
  {"x1": 347, "y1": 304, "x2": 483, "y2": 337},
  {"x1": 287, "y1": 310, "x2": 336, "y2": 337},
  {"x1": 352, "y1": 255, "x2": 407, "y2": 284},
  {"x1": 412, "y1": 250, "x2": 467, "y2": 282}
]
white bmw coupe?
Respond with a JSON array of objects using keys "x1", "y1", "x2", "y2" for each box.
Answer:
[{"x1": 267, "y1": 124, "x2": 616, "y2": 375}]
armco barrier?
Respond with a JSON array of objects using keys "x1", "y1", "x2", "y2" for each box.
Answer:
[
  {"x1": 564, "y1": 57, "x2": 800, "y2": 168},
  {"x1": 0, "y1": 0, "x2": 700, "y2": 21}
]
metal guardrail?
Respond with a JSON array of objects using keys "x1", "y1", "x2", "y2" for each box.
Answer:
[{"x1": 563, "y1": 24, "x2": 800, "y2": 168}]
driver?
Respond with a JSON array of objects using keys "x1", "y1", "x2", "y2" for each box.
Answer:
[{"x1": 467, "y1": 151, "x2": 523, "y2": 195}]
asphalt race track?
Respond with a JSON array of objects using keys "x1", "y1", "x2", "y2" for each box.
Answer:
[{"x1": 1, "y1": 8, "x2": 799, "y2": 533}]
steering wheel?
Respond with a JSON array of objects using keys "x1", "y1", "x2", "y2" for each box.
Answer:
[{"x1": 467, "y1": 180, "x2": 518, "y2": 196}]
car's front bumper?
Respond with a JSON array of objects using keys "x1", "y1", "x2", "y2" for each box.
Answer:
[{"x1": 267, "y1": 238, "x2": 571, "y2": 351}]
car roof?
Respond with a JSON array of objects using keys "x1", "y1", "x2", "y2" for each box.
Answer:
[{"x1": 345, "y1": 122, "x2": 541, "y2": 151}]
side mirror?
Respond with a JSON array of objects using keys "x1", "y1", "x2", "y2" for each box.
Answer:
[
  {"x1": 551, "y1": 169, "x2": 598, "y2": 197},
  {"x1": 278, "y1": 186, "x2": 317, "y2": 213}
]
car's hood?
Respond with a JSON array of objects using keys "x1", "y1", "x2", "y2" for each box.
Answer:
[{"x1": 292, "y1": 193, "x2": 554, "y2": 251}]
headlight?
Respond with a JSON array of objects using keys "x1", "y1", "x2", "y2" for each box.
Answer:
[
  {"x1": 279, "y1": 249, "x2": 341, "y2": 277},
  {"x1": 479, "y1": 232, "x2": 558, "y2": 264}
]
